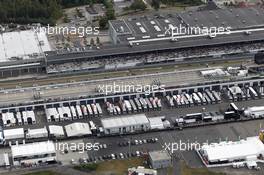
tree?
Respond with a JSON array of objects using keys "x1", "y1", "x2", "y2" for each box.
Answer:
[
  {"x1": 90, "y1": 38, "x2": 95, "y2": 46},
  {"x1": 151, "y1": 0, "x2": 160, "y2": 10},
  {"x1": 96, "y1": 37, "x2": 100, "y2": 45},
  {"x1": 130, "y1": 0, "x2": 147, "y2": 11},
  {"x1": 99, "y1": 16, "x2": 108, "y2": 29}
]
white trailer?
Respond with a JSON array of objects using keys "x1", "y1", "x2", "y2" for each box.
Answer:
[
  {"x1": 184, "y1": 93, "x2": 194, "y2": 106},
  {"x1": 70, "y1": 106, "x2": 77, "y2": 120},
  {"x1": 197, "y1": 92, "x2": 207, "y2": 105},
  {"x1": 86, "y1": 104, "x2": 94, "y2": 117},
  {"x1": 76, "y1": 105, "x2": 83, "y2": 119},
  {"x1": 155, "y1": 98, "x2": 162, "y2": 110},
  {"x1": 205, "y1": 90, "x2": 216, "y2": 104},
  {"x1": 89, "y1": 121, "x2": 97, "y2": 131},
  {"x1": 149, "y1": 97, "x2": 157, "y2": 110},
  {"x1": 16, "y1": 112, "x2": 23, "y2": 125},
  {"x1": 81, "y1": 105, "x2": 88, "y2": 117},
  {"x1": 115, "y1": 106, "x2": 121, "y2": 115},
  {"x1": 134, "y1": 98, "x2": 142, "y2": 111},
  {"x1": 96, "y1": 103, "x2": 103, "y2": 116},
  {"x1": 212, "y1": 91, "x2": 221, "y2": 103},
  {"x1": 129, "y1": 99, "x2": 137, "y2": 113},
  {"x1": 119, "y1": 101, "x2": 127, "y2": 114},
  {"x1": 124, "y1": 100, "x2": 132, "y2": 113},
  {"x1": 249, "y1": 87, "x2": 258, "y2": 99},
  {"x1": 166, "y1": 96, "x2": 174, "y2": 107},
  {"x1": 192, "y1": 93, "x2": 201, "y2": 105},
  {"x1": 145, "y1": 98, "x2": 153, "y2": 110},
  {"x1": 91, "y1": 104, "x2": 98, "y2": 117},
  {"x1": 139, "y1": 98, "x2": 148, "y2": 110}
]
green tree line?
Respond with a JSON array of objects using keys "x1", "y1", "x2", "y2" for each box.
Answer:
[{"x1": 0, "y1": 0, "x2": 111, "y2": 25}]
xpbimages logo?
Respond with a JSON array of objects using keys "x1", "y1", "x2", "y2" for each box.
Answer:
[
  {"x1": 96, "y1": 82, "x2": 165, "y2": 95},
  {"x1": 33, "y1": 24, "x2": 100, "y2": 37},
  {"x1": 165, "y1": 24, "x2": 232, "y2": 37}
]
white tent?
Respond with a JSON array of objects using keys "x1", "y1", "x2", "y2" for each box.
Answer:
[
  {"x1": 48, "y1": 125, "x2": 65, "y2": 138},
  {"x1": 4, "y1": 128, "x2": 24, "y2": 140},
  {"x1": 26, "y1": 127, "x2": 48, "y2": 139},
  {"x1": 65, "y1": 122, "x2": 92, "y2": 137}
]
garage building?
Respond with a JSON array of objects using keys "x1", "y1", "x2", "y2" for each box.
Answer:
[{"x1": 101, "y1": 114, "x2": 150, "y2": 135}]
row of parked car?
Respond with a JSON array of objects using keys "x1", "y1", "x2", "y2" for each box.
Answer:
[
  {"x1": 74, "y1": 151, "x2": 145, "y2": 165},
  {"x1": 118, "y1": 137, "x2": 159, "y2": 147}
]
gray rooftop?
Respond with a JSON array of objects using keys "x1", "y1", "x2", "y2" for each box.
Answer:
[
  {"x1": 109, "y1": 7, "x2": 264, "y2": 44},
  {"x1": 149, "y1": 150, "x2": 171, "y2": 161}
]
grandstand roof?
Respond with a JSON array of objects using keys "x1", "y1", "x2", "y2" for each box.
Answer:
[{"x1": 0, "y1": 30, "x2": 51, "y2": 63}]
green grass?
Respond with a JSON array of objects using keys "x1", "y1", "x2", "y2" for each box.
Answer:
[
  {"x1": 73, "y1": 163, "x2": 98, "y2": 172},
  {"x1": 74, "y1": 158, "x2": 145, "y2": 175},
  {"x1": 181, "y1": 162, "x2": 226, "y2": 175},
  {"x1": 24, "y1": 171, "x2": 62, "y2": 175}
]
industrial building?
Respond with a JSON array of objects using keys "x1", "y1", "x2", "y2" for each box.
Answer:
[
  {"x1": 109, "y1": 7, "x2": 264, "y2": 45},
  {"x1": 101, "y1": 114, "x2": 150, "y2": 134},
  {"x1": 11, "y1": 141, "x2": 56, "y2": 166},
  {"x1": 198, "y1": 136, "x2": 264, "y2": 168},
  {"x1": 149, "y1": 151, "x2": 172, "y2": 169}
]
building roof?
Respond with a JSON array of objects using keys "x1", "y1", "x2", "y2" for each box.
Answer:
[
  {"x1": 11, "y1": 141, "x2": 55, "y2": 158},
  {"x1": 46, "y1": 29, "x2": 264, "y2": 64},
  {"x1": 26, "y1": 127, "x2": 48, "y2": 137},
  {"x1": 109, "y1": 7, "x2": 264, "y2": 44},
  {"x1": 3, "y1": 128, "x2": 24, "y2": 140},
  {"x1": 101, "y1": 114, "x2": 149, "y2": 129},
  {"x1": 65, "y1": 122, "x2": 92, "y2": 137},
  {"x1": 148, "y1": 117, "x2": 165, "y2": 130},
  {"x1": 0, "y1": 153, "x2": 10, "y2": 166},
  {"x1": 0, "y1": 30, "x2": 51, "y2": 62},
  {"x1": 149, "y1": 150, "x2": 171, "y2": 161},
  {"x1": 48, "y1": 125, "x2": 65, "y2": 137},
  {"x1": 201, "y1": 136, "x2": 264, "y2": 162}
]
